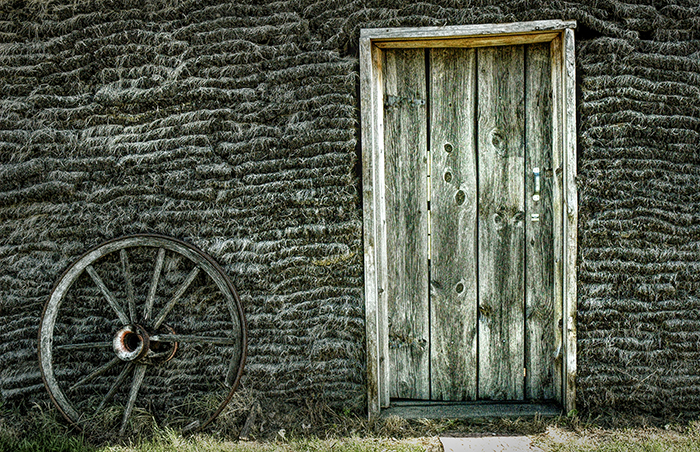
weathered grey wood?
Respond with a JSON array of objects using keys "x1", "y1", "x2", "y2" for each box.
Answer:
[
  {"x1": 96, "y1": 362, "x2": 134, "y2": 413},
  {"x1": 144, "y1": 247, "x2": 165, "y2": 321},
  {"x1": 361, "y1": 20, "x2": 576, "y2": 42},
  {"x1": 374, "y1": 36, "x2": 392, "y2": 410},
  {"x1": 85, "y1": 265, "x2": 130, "y2": 325},
  {"x1": 120, "y1": 249, "x2": 137, "y2": 323},
  {"x1": 360, "y1": 21, "x2": 577, "y2": 415},
  {"x1": 360, "y1": 34, "x2": 382, "y2": 415},
  {"x1": 563, "y1": 27, "x2": 578, "y2": 413},
  {"x1": 226, "y1": 341, "x2": 243, "y2": 387},
  {"x1": 524, "y1": 43, "x2": 555, "y2": 401},
  {"x1": 384, "y1": 48, "x2": 430, "y2": 400},
  {"x1": 153, "y1": 266, "x2": 200, "y2": 329},
  {"x1": 55, "y1": 341, "x2": 111, "y2": 351},
  {"x1": 68, "y1": 357, "x2": 121, "y2": 392},
  {"x1": 477, "y1": 45, "x2": 526, "y2": 401},
  {"x1": 154, "y1": 334, "x2": 236, "y2": 345},
  {"x1": 550, "y1": 35, "x2": 564, "y2": 404},
  {"x1": 381, "y1": 400, "x2": 561, "y2": 419},
  {"x1": 429, "y1": 47, "x2": 478, "y2": 402},
  {"x1": 120, "y1": 363, "x2": 146, "y2": 436},
  {"x1": 38, "y1": 234, "x2": 247, "y2": 433},
  {"x1": 374, "y1": 32, "x2": 558, "y2": 49}
]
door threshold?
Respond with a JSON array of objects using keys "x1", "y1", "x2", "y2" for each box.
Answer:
[{"x1": 381, "y1": 400, "x2": 562, "y2": 419}]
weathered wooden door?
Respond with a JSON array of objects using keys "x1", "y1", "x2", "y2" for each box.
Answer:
[{"x1": 385, "y1": 43, "x2": 556, "y2": 402}]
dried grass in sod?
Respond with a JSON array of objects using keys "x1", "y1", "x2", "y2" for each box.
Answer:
[{"x1": 4, "y1": 400, "x2": 700, "y2": 452}]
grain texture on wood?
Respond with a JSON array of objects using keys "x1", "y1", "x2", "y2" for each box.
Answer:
[
  {"x1": 360, "y1": 38, "x2": 384, "y2": 415},
  {"x1": 85, "y1": 264, "x2": 130, "y2": 325},
  {"x1": 374, "y1": 39, "x2": 392, "y2": 409},
  {"x1": 524, "y1": 42, "x2": 555, "y2": 401},
  {"x1": 563, "y1": 27, "x2": 578, "y2": 413},
  {"x1": 477, "y1": 44, "x2": 526, "y2": 401},
  {"x1": 120, "y1": 249, "x2": 137, "y2": 323},
  {"x1": 384, "y1": 48, "x2": 430, "y2": 400},
  {"x1": 144, "y1": 247, "x2": 165, "y2": 321},
  {"x1": 374, "y1": 32, "x2": 558, "y2": 49},
  {"x1": 429, "y1": 47, "x2": 478, "y2": 402},
  {"x1": 361, "y1": 20, "x2": 576, "y2": 42},
  {"x1": 550, "y1": 35, "x2": 564, "y2": 404},
  {"x1": 361, "y1": 23, "x2": 576, "y2": 411}
]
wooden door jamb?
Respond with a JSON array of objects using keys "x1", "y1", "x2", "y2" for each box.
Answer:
[{"x1": 360, "y1": 19, "x2": 577, "y2": 417}]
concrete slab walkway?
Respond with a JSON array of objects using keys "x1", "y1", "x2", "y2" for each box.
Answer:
[{"x1": 440, "y1": 436, "x2": 544, "y2": 451}]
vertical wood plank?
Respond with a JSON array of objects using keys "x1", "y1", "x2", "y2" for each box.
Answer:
[
  {"x1": 524, "y1": 42, "x2": 555, "y2": 400},
  {"x1": 384, "y1": 48, "x2": 430, "y2": 400},
  {"x1": 477, "y1": 45, "x2": 526, "y2": 401},
  {"x1": 563, "y1": 27, "x2": 578, "y2": 413},
  {"x1": 429, "y1": 48, "x2": 478, "y2": 401},
  {"x1": 550, "y1": 35, "x2": 564, "y2": 405},
  {"x1": 371, "y1": 41, "x2": 392, "y2": 410},
  {"x1": 359, "y1": 35, "x2": 380, "y2": 415}
]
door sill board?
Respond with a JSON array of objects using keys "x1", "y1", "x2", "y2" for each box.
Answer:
[{"x1": 381, "y1": 400, "x2": 562, "y2": 419}]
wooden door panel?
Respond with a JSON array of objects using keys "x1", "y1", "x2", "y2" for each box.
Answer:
[
  {"x1": 477, "y1": 45, "x2": 526, "y2": 401},
  {"x1": 525, "y1": 42, "x2": 556, "y2": 400},
  {"x1": 384, "y1": 48, "x2": 430, "y2": 400},
  {"x1": 383, "y1": 43, "x2": 555, "y2": 403},
  {"x1": 429, "y1": 48, "x2": 478, "y2": 401}
]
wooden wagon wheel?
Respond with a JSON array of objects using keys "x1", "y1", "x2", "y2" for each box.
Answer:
[{"x1": 38, "y1": 234, "x2": 247, "y2": 436}]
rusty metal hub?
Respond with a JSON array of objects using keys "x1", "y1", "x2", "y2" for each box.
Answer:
[
  {"x1": 113, "y1": 324, "x2": 178, "y2": 364},
  {"x1": 148, "y1": 324, "x2": 178, "y2": 363},
  {"x1": 113, "y1": 325, "x2": 149, "y2": 362}
]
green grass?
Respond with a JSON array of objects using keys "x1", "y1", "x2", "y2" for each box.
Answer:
[
  {"x1": 0, "y1": 429, "x2": 95, "y2": 452},
  {"x1": 102, "y1": 431, "x2": 428, "y2": 452},
  {"x1": 4, "y1": 428, "x2": 700, "y2": 452},
  {"x1": 542, "y1": 437, "x2": 700, "y2": 452},
  {"x1": 1, "y1": 434, "x2": 428, "y2": 452},
  {"x1": 535, "y1": 422, "x2": 700, "y2": 452},
  {"x1": 3, "y1": 401, "x2": 700, "y2": 452}
]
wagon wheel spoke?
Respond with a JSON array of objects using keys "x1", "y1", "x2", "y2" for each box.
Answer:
[
  {"x1": 86, "y1": 265, "x2": 130, "y2": 325},
  {"x1": 226, "y1": 350, "x2": 240, "y2": 387},
  {"x1": 69, "y1": 357, "x2": 121, "y2": 392},
  {"x1": 119, "y1": 364, "x2": 147, "y2": 436},
  {"x1": 152, "y1": 334, "x2": 236, "y2": 345},
  {"x1": 120, "y1": 249, "x2": 137, "y2": 323},
  {"x1": 38, "y1": 234, "x2": 247, "y2": 438},
  {"x1": 143, "y1": 248, "x2": 165, "y2": 321},
  {"x1": 152, "y1": 266, "x2": 200, "y2": 330},
  {"x1": 96, "y1": 362, "x2": 134, "y2": 413},
  {"x1": 55, "y1": 341, "x2": 112, "y2": 351}
]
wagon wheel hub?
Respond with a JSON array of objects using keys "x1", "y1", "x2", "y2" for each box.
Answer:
[
  {"x1": 113, "y1": 324, "x2": 179, "y2": 364},
  {"x1": 38, "y1": 234, "x2": 247, "y2": 437},
  {"x1": 113, "y1": 324, "x2": 149, "y2": 362}
]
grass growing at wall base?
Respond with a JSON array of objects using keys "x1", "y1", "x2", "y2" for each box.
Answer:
[
  {"x1": 3, "y1": 400, "x2": 700, "y2": 451},
  {"x1": 4, "y1": 425, "x2": 700, "y2": 452},
  {"x1": 0, "y1": 431, "x2": 94, "y2": 452},
  {"x1": 536, "y1": 424, "x2": 700, "y2": 452},
  {"x1": 103, "y1": 431, "x2": 429, "y2": 452}
]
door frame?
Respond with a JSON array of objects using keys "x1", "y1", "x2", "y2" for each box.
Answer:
[{"x1": 360, "y1": 20, "x2": 578, "y2": 415}]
